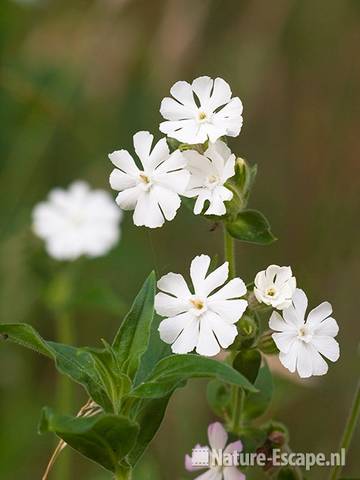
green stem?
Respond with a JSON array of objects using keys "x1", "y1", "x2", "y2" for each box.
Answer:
[
  {"x1": 114, "y1": 468, "x2": 132, "y2": 480},
  {"x1": 231, "y1": 387, "x2": 244, "y2": 434},
  {"x1": 329, "y1": 379, "x2": 360, "y2": 480},
  {"x1": 54, "y1": 311, "x2": 75, "y2": 480},
  {"x1": 224, "y1": 227, "x2": 235, "y2": 278}
]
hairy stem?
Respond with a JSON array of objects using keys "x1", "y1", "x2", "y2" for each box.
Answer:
[
  {"x1": 54, "y1": 312, "x2": 75, "y2": 480},
  {"x1": 329, "y1": 379, "x2": 360, "y2": 480}
]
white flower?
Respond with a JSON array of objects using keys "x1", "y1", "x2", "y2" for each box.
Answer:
[
  {"x1": 184, "y1": 140, "x2": 235, "y2": 216},
  {"x1": 109, "y1": 131, "x2": 190, "y2": 229},
  {"x1": 185, "y1": 422, "x2": 245, "y2": 480},
  {"x1": 155, "y1": 254, "x2": 247, "y2": 357},
  {"x1": 269, "y1": 289, "x2": 340, "y2": 378},
  {"x1": 159, "y1": 76, "x2": 243, "y2": 144},
  {"x1": 32, "y1": 181, "x2": 121, "y2": 261},
  {"x1": 254, "y1": 265, "x2": 296, "y2": 310}
]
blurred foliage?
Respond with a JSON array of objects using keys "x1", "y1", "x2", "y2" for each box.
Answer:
[{"x1": 0, "y1": 0, "x2": 359, "y2": 478}]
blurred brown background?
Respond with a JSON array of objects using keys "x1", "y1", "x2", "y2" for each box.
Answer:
[{"x1": 0, "y1": 0, "x2": 359, "y2": 478}]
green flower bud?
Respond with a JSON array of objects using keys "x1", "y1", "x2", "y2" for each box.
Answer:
[{"x1": 232, "y1": 313, "x2": 259, "y2": 349}]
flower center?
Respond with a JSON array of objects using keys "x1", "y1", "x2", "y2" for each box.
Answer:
[
  {"x1": 297, "y1": 325, "x2": 313, "y2": 343},
  {"x1": 198, "y1": 111, "x2": 207, "y2": 121},
  {"x1": 138, "y1": 171, "x2": 153, "y2": 190},
  {"x1": 205, "y1": 174, "x2": 220, "y2": 189},
  {"x1": 189, "y1": 297, "x2": 207, "y2": 316},
  {"x1": 266, "y1": 287, "x2": 276, "y2": 297},
  {"x1": 139, "y1": 172, "x2": 151, "y2": 184}
]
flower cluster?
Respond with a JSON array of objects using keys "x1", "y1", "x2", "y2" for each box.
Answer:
[{"x1": 109, "y1": 76, "x2": 243, "y2": 227}]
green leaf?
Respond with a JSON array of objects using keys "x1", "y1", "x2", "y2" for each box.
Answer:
[
  {"x1": 130, "y1": 354, "x2": 258, "y2": 398},
  {"x1": 39, "y1": 408, "x2": 139, "y2": 473},
  {"x1": 128, "y1": 396, "x2": 171, "y2": 466},
  {"x1": 0, "y1": 324, "x2": 113, "y2": 410},
  {"x1": 207, "y1": 380, "x2": 231, "y2": 418},
  {"x1": 243, "y1": 361, "x2": 273, "y2": 420},
  {"x1": 133, "y1": 314, "x2": 171, "y2": 387},
  {"x1": 233, "y1": 349, "x2": 261, "y2": 384},
  {"x1": 226, "y1": 209, "x2": 276, "y2": 245},
  {"x1": 0, "y1": 323, "x2": 53, "y2": 358},
  {"x1": 112, "y1": 272, "x2": 155, "y2": 379}
]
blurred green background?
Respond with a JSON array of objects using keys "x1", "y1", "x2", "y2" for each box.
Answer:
[{"x1": 0, "y1": 0, "x2": 359, "y2": 478}]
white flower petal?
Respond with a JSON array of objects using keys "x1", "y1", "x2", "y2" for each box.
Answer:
[
  {"x1": 156, "y1": 149, "x2": 187, "y2": 174},
  {"x1": 155, "y1": 169, "x2": 190, "y2": 194},
  {"x1": 109, "y1": 169, "x2": 137, "y2": 190},
  {"x1": 207, "y1": 421, "x2": 228, "y2": 450},
  {"x1": 292, "y1": 289, "x2": 308, "y2": 321},
  {"x1": 224, "y1": 440, "x2": 243, "y2": 455},
  {"x1": 208, "y1": 299, "x2": 247, "y2": 324},
  {"x1": 206, "y1": 312, "x2": 238, "y2": 348},
  {"x1": 133, "y1": 191, "x2": 164, "y2": 228},
  {"x1": 192, "y1": 76, "x2": 213, "y2": 105},
  {"x1": 306, "y1": 301, "x2": 332, "y2": 329},
  {"x1": 272, "y1": 331, "x2": 298, "y2": 354},
  {"x1": 190, "y1": 255, "x2": 211, "y2": 295},
  {"x1": 279, "y1": 341, "x2": 300, "y2": 373},
  {"x1": 148, "y1": 137, "x2": 170, "y2": 169},
  {"x1": 158, "y1": 312, "x2": 193, "y2": 344},
  {"x1": 152, "y1": 185, "x2": 181, "y2": 221},
  {"x1": 296, "y1": 342, "x2": 315, "y2": 378},
  {"x1": 160, "y1": 97, "x2": 194, "y2": 120},
  {"x1": 269, "y1": 311, "x2": 294, "y2": 332},
  {"x1": 170, "y1": 80, "x2": 195, "y2": 107},
  {"x1": 202, "y1": 261, "x2": 229, "y2": 296},
  {"x1": 311, "y1": 336, "x2": 340, "y2": 362},
  {"x1": 171, "y1": 316, "x2": 199, "y2": 354},
  {"x1": 282, "y1": 305, "x2": 304, "y2": 328},
  {"x1": 196, "y1": 315, "x2": 220, "y2": 356},
  {"x1": 108, "y1": 150, "x2": 139, "y2": 175},
  {"x1": 314, "y1": 317, "x2": 339, "y2": 337},
  {"x1": 208, "y1": 278, "x2": 246, "y2": 300},
  {"x1": 133, "y1": 131, "x2": 153, "y2": 166},
  {"x1": 157, "y1": 272, "x2": 191, "y2": 298},
  {"x1": 115, "y1": 187, "x2": 142, "y2": 210},
  {"x1": 308, "y1": 344, "x2": 329, "y2": 376},
  {"x1": 155, "y1": 292, "x2": 189, "y2": 317},
  {"x1": 208, "y1": 78, "x2": 232, "y2": 110}
]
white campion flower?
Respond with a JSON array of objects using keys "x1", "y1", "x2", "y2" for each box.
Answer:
[
  {"x1": 185, "y1": 422, "x2": 245, "y2": 480},
  {"x1": 155, "y1": 254, "x2": 247, "y2": 357},
  {"x1": 254, "y1": 265, "x2": 296, "y2": 310},
  {"x1": 269, "y1": 289, "x2": 340, "y2": 378},
  {"x1": 109, "y1": 131, "x2": 190, "y2": 229},
  {"x1": 184, "y1": 140, "x2": 235, "y2": 216},
  {"x1": 32, "y1": 181, "x2": 121, "y2": 261},
  {"x1": 159, "y1": 76, "x2": 243, "y2": 144}
]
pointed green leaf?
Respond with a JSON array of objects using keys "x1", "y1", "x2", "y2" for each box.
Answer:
[
  {"x1": 243, "y1": 361, "x2": 273, "y2": 420},
  {"x1": 128, "y1": 396, "x2": 171, "y2": 466},
  {"x1": 0, "y1": 324, "x2": 113, "y2": 410},
  {"x1": 112, "y1": 272, "x2": 155, "y2": 379},
  {"x1": 233, "y1": 349, "x2": 261, "y2": 384},
  {"x1": 130, "y1": 354, "x2": 257, "y2": 398},
  {"x1": 0, "y1": 323, "x2": 53, "y2": 358},
  {"x1": 39, "y1": 408, "x2": 139, "y2": 473},
  {"x1": 226, "y1": 209, "x2": 276, "y2": 245}
]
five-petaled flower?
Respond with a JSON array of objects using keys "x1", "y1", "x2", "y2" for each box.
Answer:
[
  {"x1": 184, "y1": 140, "x2": 236, "y2": 216},
  {"x1": 254, "y1": 265, "x2": 296, "y2": 310},
  {"x1": 155, "y1": 254, "x2": 247, "y2": 357},
  {"x1": 32, "y1": 181, "x2": 121, "y2": 261},
  {"x1": 109, "y1": 131, "x2": 190, "y2": 228},
  {"x1": 269, "y1": 289, "x2": 340, "y2": 378},
  {"x1": 185, "y1": 422, "x2": 245, "y2": 480},
  {"x1": 160, "y1": 76, "x2": 243, "y2": 144}
]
